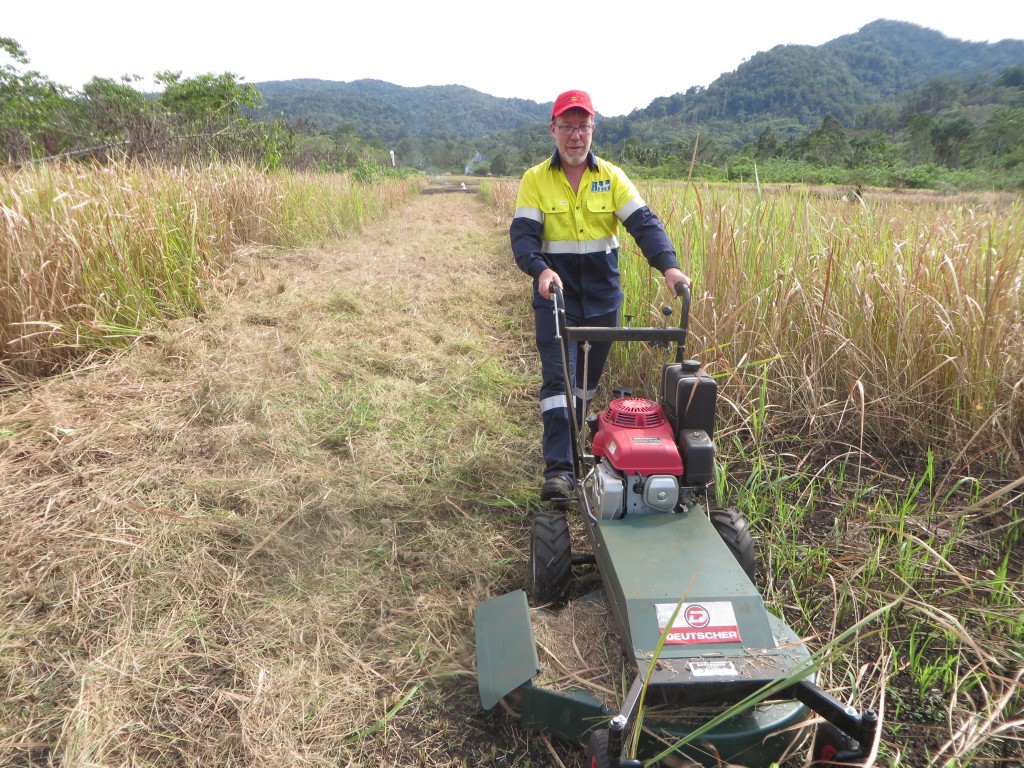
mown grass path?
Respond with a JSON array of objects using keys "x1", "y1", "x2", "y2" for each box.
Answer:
[{"x1": 1, "y1": 190, "x2": 562, "y2": 767}]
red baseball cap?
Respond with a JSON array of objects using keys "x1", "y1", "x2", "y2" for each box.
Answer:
[{"x1": 551, "y1": 89, "x2": 595, "y2": 118}]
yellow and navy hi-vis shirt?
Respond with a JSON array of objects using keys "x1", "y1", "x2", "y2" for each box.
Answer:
[{"x1": 510, "y1": 150, "x2": 679, "y2": 318}]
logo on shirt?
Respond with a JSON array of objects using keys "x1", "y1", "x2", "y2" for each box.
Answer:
[{"x1": 591, "y1": 179, "x2": 611, "y2": 192}]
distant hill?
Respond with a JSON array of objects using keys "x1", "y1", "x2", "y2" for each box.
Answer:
[
  {"x1": 254, "y1": 20, "x2": 1024, "y2": 148},
  {"x1": 617, "y1": 19, "x2": 1024, "y2": 143},
  {"x1": 253, "y1": 79, "x2": 551, "y2": 145}
]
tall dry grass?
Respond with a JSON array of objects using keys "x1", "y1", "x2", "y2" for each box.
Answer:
[
  {"x1": 615, "y1": 183, "x2": 1024, "y2": 477},
  {"x1": 1, "y1": 162, "x2": 419, "y2": 383},
  {"x1": 487, "y1": 176, "x2": 1023, "y2": 472}
]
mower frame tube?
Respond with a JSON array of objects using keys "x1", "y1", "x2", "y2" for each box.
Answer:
[
  {"x1": 544, "y1": 286, "x2": 615, "y2": 480},
  {"x1": 674, "y1": 282, "x2": 690, "y2": 363},
  {"x1": 789, "y1": 679, "x2": 879, "y2": 754}
]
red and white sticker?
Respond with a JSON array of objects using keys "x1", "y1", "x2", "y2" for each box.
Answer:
[{"x1": 656, "y1": 602, "x2": 742, "y2": 645}]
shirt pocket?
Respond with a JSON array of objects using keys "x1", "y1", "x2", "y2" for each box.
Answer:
[
  {"x1": 586, "y1": 193, "x2": 615, "y2": 214},
  {"x1": 585, "y1": 194, "x2": 618, "y2": 239},
  {"x1": 540, "y1": 203, "x2": 572, "y2": 242}
]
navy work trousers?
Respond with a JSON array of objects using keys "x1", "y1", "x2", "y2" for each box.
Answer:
[{"x1": 535, "y1": 303, "x2": 618, "y2": 479}]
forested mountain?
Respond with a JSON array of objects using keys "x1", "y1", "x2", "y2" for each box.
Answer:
[
  {"x1": 254, "y1": 20, "x2": 1024, "y2": 149},
  {"x1": 3, "y1": 20, "x2": 1023, "y2": 190},
  {"x1": 253, "y1": 79, "x2": 551, "y2": 145},
  {"x1": 609, "y1": 19, "x2": 1024, "y2": 144}
]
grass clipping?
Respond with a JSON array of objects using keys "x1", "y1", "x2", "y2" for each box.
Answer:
[
  {"x1": 532, "y1": 597, "x2": 626, "y2": 711},
  {"x1": 0, "y1": 188, "x2": 553, "y2": 767}
]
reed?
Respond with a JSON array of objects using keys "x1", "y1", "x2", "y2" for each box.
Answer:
[
  {"x1": 617, "y1": 183, "x2": 1024, "y2": 476},
  {"x1": 1, "y1": 163, "x2": 420, "y2": 382}
]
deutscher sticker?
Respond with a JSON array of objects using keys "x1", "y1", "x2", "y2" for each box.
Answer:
[{"x1": 655, "y1": 601, "x2": 742, "y2": 645}]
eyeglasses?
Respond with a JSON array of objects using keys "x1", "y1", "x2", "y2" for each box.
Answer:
[{"x1": 553, "y1": 123, "x2": 594, "y2": 136}]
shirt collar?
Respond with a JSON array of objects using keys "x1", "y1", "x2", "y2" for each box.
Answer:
[{"x1": 549, "y1": 150, "x2": 598, "y2": 172}]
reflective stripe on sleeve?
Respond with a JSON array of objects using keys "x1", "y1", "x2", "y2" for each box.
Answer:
[
  {"x1": 616, "y1": 198, "x2": 645, "y2": 221},
  {"x1": 542, "y1": 236, "x2": 619, "y2": 255},
  {"x1": 540, "y1": 395, "x2": 568, "y2": 413},
  {"x1": 514, "y1": 206, "x2": 544, "y2": 223}
]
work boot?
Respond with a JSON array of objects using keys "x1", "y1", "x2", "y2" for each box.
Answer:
[{"x1": 540, "y1": 475, "x2": 575, "y2": 503}]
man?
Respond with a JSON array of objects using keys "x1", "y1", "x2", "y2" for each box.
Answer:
[{"x1": 510, "y1": 89, "x2": 690, "y2": 503}]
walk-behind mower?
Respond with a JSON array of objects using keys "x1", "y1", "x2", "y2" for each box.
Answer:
[{"x1": 474, "y1": 284, "x2": 878, "y2": 767}]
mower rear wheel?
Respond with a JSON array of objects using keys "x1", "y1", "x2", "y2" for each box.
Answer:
[
  {"x1": 710, "y1": 507, "x2": 757, "y2": 584},
  {"x1": 529, "y1": 511, "x2": 572, "y2": 606}
]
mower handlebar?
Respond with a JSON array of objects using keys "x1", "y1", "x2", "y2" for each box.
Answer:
[
  {"x1": 549, "y1": 280, "x2": 691, "y2": 345},
  {"x1": 566, "y1": 326, "x2": 687, "y2": 343},
  {"x1": 675, "y1": 281, "x2": 691, "y2": 306}
]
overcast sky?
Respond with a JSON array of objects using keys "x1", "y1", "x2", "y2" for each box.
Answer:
[{"x1": 5, "y1": 1, "x2": 1024, "y2": 117}]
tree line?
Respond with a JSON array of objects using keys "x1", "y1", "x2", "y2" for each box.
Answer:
[
  {"x1": 3, "y1": 34, "x2": 1023, "y2": 191},
  {"x1": 593, "y1": 67, "x2": 1024, "y2": 191},
  {"x1": 0, "y1": 37, "x2": 399, "y2": 178}
]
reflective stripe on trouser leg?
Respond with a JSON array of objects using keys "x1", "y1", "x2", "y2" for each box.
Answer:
[{"x1": 540, "y1": 394, "x2": 568, "y2": 413}]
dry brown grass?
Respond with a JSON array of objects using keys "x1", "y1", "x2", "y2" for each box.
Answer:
[
  {"x1": 608, "y1": 181, "x2": 1024, "y2": 479},
  {"x1": 1, "y1": 190, "x2": 559, "y2": 767},
  {"x1": 4, "y1": 175, "x2": 1021, "y2": 768},
  {"x1": 0, "y1": 162, "x2": 417, "y2": 382},
  {"x1": 532, "y1": 599, "x2": 624, "y2": 711}
]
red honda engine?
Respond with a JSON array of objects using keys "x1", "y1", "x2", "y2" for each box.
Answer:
[
  {"x1": 591, "y1": 398, "x2": 683, "y2": 475},
  {"x1": 583, "y1": 398, "x2": 684, "y2": 519}
]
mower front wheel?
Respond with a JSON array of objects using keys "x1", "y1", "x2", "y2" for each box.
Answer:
[
  {"x1": 810, "y1": 721, "x2": 866, "y2": 766},
  {"x1": 710, "y1": 507, "x2": 757, "y2": 584},
  {"x1": 585, "y1": 728, "x2": 610, "y2": 768},
  {"x1": 529, "y1": 511, "x2": 572, "y2": 606}
]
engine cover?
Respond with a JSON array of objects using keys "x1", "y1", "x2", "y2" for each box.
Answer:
[
  {"x1": 583, "y1": 462, "x2": 680, "y2": 518},
  {"x1": 583, "y1": 461, "x2": 625, "y2": 519},
  {"x1": 591, "y1": 398, "x2": 684, "y2": 475}
]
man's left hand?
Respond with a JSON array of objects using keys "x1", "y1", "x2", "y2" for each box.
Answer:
[{"x1": 664, "y1": 268, "x2": 691, "y2": 297}]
